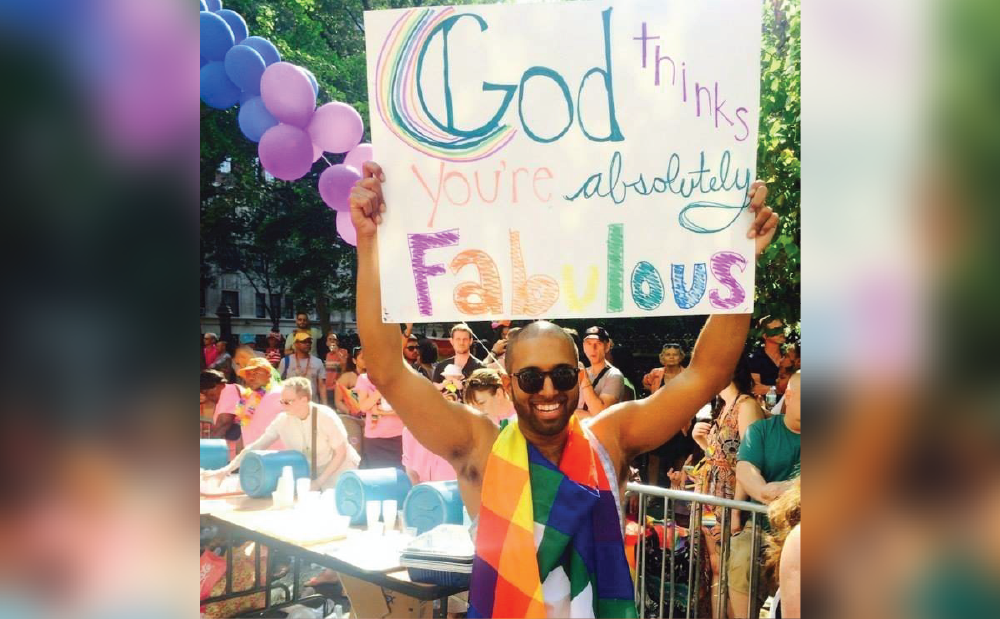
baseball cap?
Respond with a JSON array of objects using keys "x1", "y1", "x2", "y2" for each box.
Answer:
[
  {"x1": 294, "y1": 331, "x2": 313, "y2": 342},
  {"x1": 239, "y1": 333, "x2": 256, "y2": 345},
  {"x1": 442, "y1": 364, "x2": 464, "y2": 378},
  {"x1": 583, "y1": 326, "x2": 610, "y2": 342}
]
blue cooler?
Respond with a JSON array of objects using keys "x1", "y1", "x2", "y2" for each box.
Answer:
[
  {"x1": 239, "y1": 450, "x2": 310, "y2": 498},
  {"x1": 200, "y1": 439, "x2": 229, "y2": 470},
  {"x1": 335, "y1": 468, "x2": 412, "y2": 525},
  {"x1": 403, "y1": 481, "x2": 465, "y2": 535}
]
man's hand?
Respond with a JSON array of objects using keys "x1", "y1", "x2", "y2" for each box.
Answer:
[
  {"x1": 201, "y1": 468, "x2": 227, "y2": 481},
  {"x1": 746, "y1": 181, "x2": 778, "y2": 258},
  {"x1": 349, "y1": 162, "x2": 386, "y2": 242},
  {"x1": 762, "y1": 480, "x2": 793, "y2": 503}
]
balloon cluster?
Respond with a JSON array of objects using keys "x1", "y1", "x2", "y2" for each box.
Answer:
[{"x1": 199, "y1": 0, "x2": 369, "y2": 246}]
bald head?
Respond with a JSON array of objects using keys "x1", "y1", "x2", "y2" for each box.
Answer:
[{"x1": 504, "y1": 321, "x2": 578, "y2": 374}]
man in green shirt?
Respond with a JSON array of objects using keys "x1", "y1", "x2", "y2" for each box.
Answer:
[{"x1": 728, "y1": 371, "x2": 801, "y2": 617}]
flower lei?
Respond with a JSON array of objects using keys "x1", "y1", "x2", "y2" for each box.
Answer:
[{"x1": 234, "y1": 380, "x2": 271, "y2": 427}]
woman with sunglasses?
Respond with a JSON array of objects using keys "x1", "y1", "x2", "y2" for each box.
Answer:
[
  {"x1": 749, "y1": 316, "x2": 787, "y2": 398},
  {"x1": 350, "y1": 161, "x2": 779, "y2": 617}
]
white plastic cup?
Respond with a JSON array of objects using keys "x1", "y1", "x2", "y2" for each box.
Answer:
[
  {"x1": 365, "y1": 500, "x2": 381, "y2": 529},
  {"x1": 381, "y1": 500, "x2": 397, "y2": 532},
  {"x1": 296, "y1": 477, "x2": 312, "y2": 501},
  {"x1": 321, "y1": 489, "x2": 337, "y2": 512}
]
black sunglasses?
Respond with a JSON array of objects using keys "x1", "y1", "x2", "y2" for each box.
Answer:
[
  {"x1": 405, "y1": 345, "x2": 419, "y2": 351},
  {"x1": 511, "y1": 365, "x2": 577, "y2": 394}
]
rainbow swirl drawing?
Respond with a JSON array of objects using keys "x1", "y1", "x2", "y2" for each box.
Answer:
[{"x1": 374, "y1": 7, "x2": 517, "y2": 162}]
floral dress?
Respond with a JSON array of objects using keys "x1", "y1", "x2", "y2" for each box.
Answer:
[{"x1": 705, "y1": 394, "x2": 751, "y2": 500}]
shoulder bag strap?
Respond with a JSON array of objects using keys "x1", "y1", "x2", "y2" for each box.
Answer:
[{"x1": 311, "y1": 404, "x2": 318, "y2": 480}]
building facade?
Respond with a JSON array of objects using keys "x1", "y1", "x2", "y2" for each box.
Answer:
[{"x1": 200, "y1": 271, "x2": 357, "y2": 343}]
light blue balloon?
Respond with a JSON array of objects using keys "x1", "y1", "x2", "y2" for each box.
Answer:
[
  {"x1": 200, "y1": 0, "x2": 208, "y2": 11},
  {"x1": 200, "y1": 11, "x2": 234, "y2": 62},
  {"x1": 238, "y1": 96, "x2": 278, "y2": 142},
  {"x1": 200, "y1": 61, "x2": 241, "y2": 109},
  {"x1": 224, "y1": 45, "x2": 266, "y2": 94},
  {"x1": 242, "y1": 36, "x2": 281, "y2": 67},
  {"x1": 205, "y1": 0, "x2": 222, "y2": 12},
  {"x1": 215, "y1": 9, "x2": 248, "y2": 44}
]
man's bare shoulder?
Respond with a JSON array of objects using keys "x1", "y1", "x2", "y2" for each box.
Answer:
[{"x1": 452, "y1": 414, "x2": 501, "y2": 483}]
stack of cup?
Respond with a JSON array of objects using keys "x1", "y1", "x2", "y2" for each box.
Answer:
[{"x1": 272, "y1": 466, "x2": 296, "y2": 508}]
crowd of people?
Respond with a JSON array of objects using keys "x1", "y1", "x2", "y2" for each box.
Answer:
[{"x1": 198, "y1": 161, "x2": 801, "y2": 619}]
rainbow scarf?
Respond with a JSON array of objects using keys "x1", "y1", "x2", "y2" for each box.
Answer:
[{"x1": 469, "y1": 416, "x2": 636, "y2": 618}]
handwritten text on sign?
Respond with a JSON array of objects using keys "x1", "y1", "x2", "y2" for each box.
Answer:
[{"x1": 364, "y1": 0, "x2": 762, "y2": 322}]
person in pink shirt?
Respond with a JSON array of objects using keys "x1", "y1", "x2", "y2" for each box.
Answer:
[
  {"x1": 203, "y1": 332, "x2": 219, "y2": 367},
  {"x1": 401, "y1": 369, "x2": 515, "y2": 485},
  {"x1": 401, "y1": 427, "x2": 457, "y2": 484},
  {"x1": 211, "y1": 357, "x2": 284, "y2": 456},
  {"x1": 354, "y1": 371, "x2": 404, "y2": 469}
]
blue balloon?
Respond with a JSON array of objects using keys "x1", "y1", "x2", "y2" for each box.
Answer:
[
  {"x1": 200, "y1": 61, "x2": 241, "y2": 109},
  {"x1": 301, "y1": 67, "x2": 319, "y2": 96},
  {"x1": 239, "y1": 90, "x2": 255, "y2": 106},
  {"x1": 200, "y1": 0, "x2": 208, "y2": 11},
  {"x1": 242, "y1": 36, "x2": 281, "y2": 67},
  {"x1": 205, "y1": 0, "x2": 222, "y2": 12},
  {"x1": 224, "y1": 45, "x2": 265, "y2": 94},
  {"x1": 200, "y1": 11, "x2": 234, "y2": 61},
  {"x1": 200, "y1": 56, "x2": 207, "y2": 68},
  {"x1": 215, "y1": 9, "x2": 248, "y2": 44},
  {"x1": 238, "y1": 96, "x2": 278, "y2": 142}
]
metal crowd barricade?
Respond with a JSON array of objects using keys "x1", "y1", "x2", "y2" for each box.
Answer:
[{"x1": 624, "y1": 482, "x2": 769, "y2": 619}]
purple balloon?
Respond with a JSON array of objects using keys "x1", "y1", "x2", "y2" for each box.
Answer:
[
  {"x1": 258, "y1": 124, "x2": 314, "y2": 181},
  {"x1": 260, "y1": 62, "x2": 316, "y2": 128},
  {"x1": 343, "y1": 143, "x2": 373, "y2": 173},
  {"x1": 312, "y1": 141, "x2": 323, "y2": 163},
  {"x1": 215, "y1": 9, "x2": 248, "y2": 44},
  {"x1": 319, "y1": 164, "x2": 361, "y2": 212},
  {"x1": 298, "y1": 66, "x2": 319, "y2": 96},
  {"x1": 336, "y1": 210, "x2": 357, "y2": 247},
  {"x1": 307, "y1": 102, "x2": 364, "y2": 154}
]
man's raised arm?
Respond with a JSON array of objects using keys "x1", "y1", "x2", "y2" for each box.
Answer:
[
  {"x1": 593, "y1": 181, "x2": 778, "y2": 461},
  {"x1": 351, "y1": 162, "x2": 490, "y2": 464}
]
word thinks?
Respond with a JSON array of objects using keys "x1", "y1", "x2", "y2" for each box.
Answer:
[{"x1": 632, "y1": 22, "x2": 750, "y2": 142}]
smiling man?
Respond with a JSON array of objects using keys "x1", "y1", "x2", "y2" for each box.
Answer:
[{"x1": 350, "y1": 162, "x2": 778, "y2": 618}]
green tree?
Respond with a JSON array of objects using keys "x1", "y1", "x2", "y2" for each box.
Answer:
[{"x1": 752, "y1": 0, "x2": 801, "y2": 336}]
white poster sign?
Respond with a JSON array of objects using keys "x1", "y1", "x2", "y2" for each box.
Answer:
[{"x1": 364, "y1": 0, "x2": 762, "y2": 322}]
